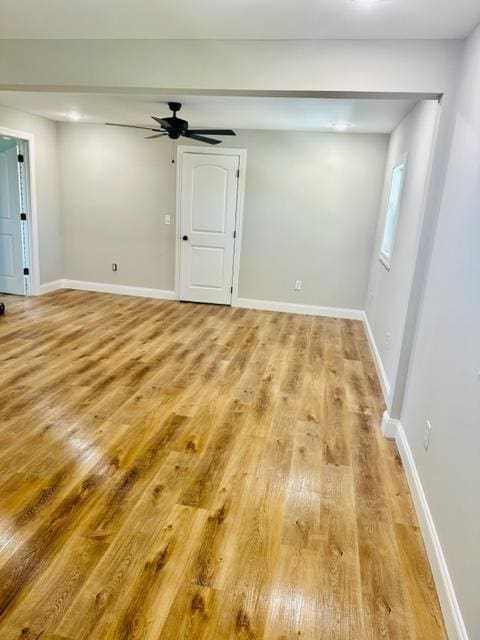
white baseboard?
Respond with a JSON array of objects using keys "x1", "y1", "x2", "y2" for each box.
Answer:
[
  {"x1": 361, "y1": 311, "x2": 391, "y2": 403},
  {"x1": 395, "y1": 420, "x2": 469, "y2": 640},
  {"x1": 62, "y1": 279, "x2": 176, "y2": 300},
  {"x1": 381, "y1": 410, "x2": 399, "y2": 439},
  {"x1": 38, "y1": 279, "x2": 65, "y2": 294},
  {"x1": 233, "y1": 297, "x2": 364, "y2": 321},
  {"x1": 39, "y1": 286, "x2": 362, "y2": 320}
]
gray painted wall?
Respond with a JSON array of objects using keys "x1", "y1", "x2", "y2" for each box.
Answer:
[
  {"x1": 58, "y1": 122, "x2": 177, "y2": 290},
  {"x1": 365, "y1": 101, "x2": 438, "y2": 403},
  {"x1": 400, "y1": 24, "x2": 480, "y2": 638},
  {"x1": 0, "y1": 104, "x2": 63, "y2": 284},
  {"x1": 58, "y1": 124, "x2": 388, "y2": 308},
  {"x1": 230, "y1": 131, "x2": 388, "y2": 308}
]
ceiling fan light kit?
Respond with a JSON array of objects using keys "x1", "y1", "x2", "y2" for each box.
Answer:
[{"x1": 106, "y1": 102, "x2": 237, "y2": 145}]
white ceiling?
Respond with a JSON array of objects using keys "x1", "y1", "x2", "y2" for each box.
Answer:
[
  {"x1": 0, "y1": 0, "x2": 478, "y2": 39},
  {"x1": 0, "y1": 92, "x2": 417, "y2": 134}
]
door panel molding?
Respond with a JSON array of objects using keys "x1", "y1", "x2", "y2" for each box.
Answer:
[{"x1": 175, "y1": 146, "x2": 247, "y2": 306}]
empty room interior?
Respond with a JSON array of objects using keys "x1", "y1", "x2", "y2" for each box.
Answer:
[{"x1": 0, "y1": 1, "x2": 479, "y2": 639}]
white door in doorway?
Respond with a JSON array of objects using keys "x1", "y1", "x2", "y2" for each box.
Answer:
[
  {"x1": 179, "y1": 151, "x2": 239, "y2": 305},
  {"x1": 0, "y1": 146, "x2": 24, "y2": 295}
]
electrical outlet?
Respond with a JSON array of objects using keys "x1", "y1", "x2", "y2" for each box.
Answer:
[
  {"x1": 165, "y1": 214, "x2": 171, "y2": 225},
  {"x1": 424, "y1": 420, "x2": 432, "y2": 451},
  {"x1": 294, "y1": 280, "x2": 302, "y2": 291},
  {"x1": 112, "y1": 263, "x2": 118, "y2": 272}
]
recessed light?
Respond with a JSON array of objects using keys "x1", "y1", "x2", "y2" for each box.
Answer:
[
  {"x1": 332, "y1": 122, "x2": 352, "y2": 132},
  {"x1": 66, "y1": 111, "x2": 81, "y2": 121}
]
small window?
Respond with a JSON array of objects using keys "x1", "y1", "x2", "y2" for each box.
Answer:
[{"x1": 379, "y1": 158, "x2": 406, "y2": 270}]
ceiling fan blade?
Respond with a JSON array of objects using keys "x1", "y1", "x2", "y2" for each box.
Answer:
[
  {"x1": 106, "y1": 122, "x2": 163, "y2": 132},
  {"x1": 145, "y1": 133, "x2": 168, "y2": 139},
  {"x1": 151, "y1": 116, "x2": 173, "y2": 130},
  {"x1": 187, "y1": 129, "x2": 236, "y2": 136},
  {"x1": 183, "y1": 132, "x2": 222, "y2": 145}
]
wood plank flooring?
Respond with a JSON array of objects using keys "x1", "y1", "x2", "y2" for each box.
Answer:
[{"x1": 0, "y1": 290, "x2": 446, "y2": 639}]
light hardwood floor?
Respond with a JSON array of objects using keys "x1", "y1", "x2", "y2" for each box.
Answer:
[{"x1": 0, "y1": 290, "x2": 446, "y2": 639}]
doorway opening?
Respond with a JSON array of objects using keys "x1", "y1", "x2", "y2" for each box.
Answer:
[{"x1": 0, "y1": 132, "x2": 33, "y2": 295}]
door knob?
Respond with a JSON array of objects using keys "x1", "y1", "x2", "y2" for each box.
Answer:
[{"x1": 182, "y1": 235, "x2": 188, "y2": 241}]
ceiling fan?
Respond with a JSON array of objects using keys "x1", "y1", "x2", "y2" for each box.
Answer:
[{"x1": 106, "y1": 101, "x2": 236, "y2": 145}]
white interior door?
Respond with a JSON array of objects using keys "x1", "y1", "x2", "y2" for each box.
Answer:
[
  {"x1": 0, "y1": 146, "x2": 24, "y2": 295},
  {"x1": 179, "y1": 152, "x2": 239, "y2": 304}
]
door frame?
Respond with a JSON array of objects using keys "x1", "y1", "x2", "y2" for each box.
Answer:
[
  {"x1": 175, "y1": 145, "x2": 247, "y2": 306},
  {"x1": 0, "y1": 125, "x2": 40, "y2": 296}
]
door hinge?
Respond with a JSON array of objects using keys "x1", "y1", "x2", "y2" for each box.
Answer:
[
  {"x1": 233, "y1": 230, "x2": 236, "y2": 239},
  {"x1": 230, "y1": 286, "x2": 233, "y2": 293},
  {"x1": 17, "y1": 154, "x2": 24, "y2": 163},
  {"x1": 20, "y1": 212, "x2": 27, "y2": 221},
  {"x1": 23, "y1": 267, "x2": 29, "y2": 276},
  {"x1": 236, "y1": 169, "x2": 240, "y2": 178}
]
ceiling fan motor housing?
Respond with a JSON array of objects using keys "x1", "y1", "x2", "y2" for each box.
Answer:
[{"x1": 163, "y1": 116, "x2": 189, "y2": 138}]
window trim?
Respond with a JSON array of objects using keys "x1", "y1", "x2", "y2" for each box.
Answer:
[{"x1": 379, "y1": 154, "x2": 407, "y2": 271}]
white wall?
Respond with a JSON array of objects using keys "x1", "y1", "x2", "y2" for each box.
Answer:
[
  {"x1": 0, "y1": 104, "x2": 63, "y2": 284},
  {"x1": 399, "y1": 23, "x2": 480, "y2": 639},
  {"x1": 365, "y1": 101, "x2": 438, "y2": 403},
  {"x1": 0, "y1": 39, "x2": 461, "y2": 95},
  {"x1": 57, "y1": 124, "x2": 388, "y2": 308}
]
